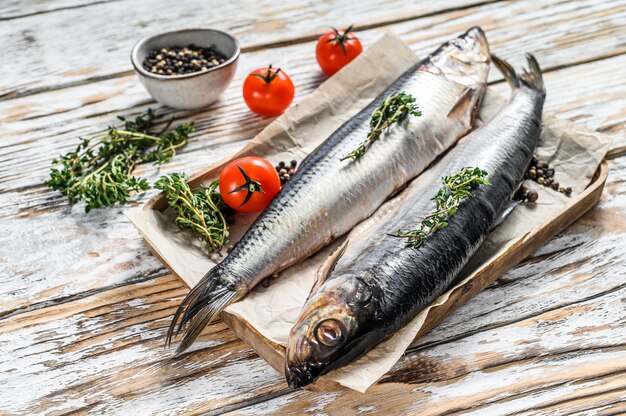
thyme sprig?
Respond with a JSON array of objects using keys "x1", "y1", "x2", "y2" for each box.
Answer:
[
  {"x1": 46, "y1": 109, "x2": 194, "y2": 212},
  {"x1": 341, "y1": 92, "x2": 421, "y2": 161},
  {"x1": 154, "y1": 173, "x2": 231, "y2": 253},
  {"x1": 397, "y1": 167, "x2": 490, "y2": 248}
]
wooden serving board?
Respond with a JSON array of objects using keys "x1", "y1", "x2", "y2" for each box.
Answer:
[{"x1": 222, "y1": 161, "x2": 608, "y2": 384}]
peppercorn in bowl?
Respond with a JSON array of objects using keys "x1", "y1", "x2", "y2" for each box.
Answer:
[{"x1": 131, "y1": 29, "x2": 239, "y2": 109}]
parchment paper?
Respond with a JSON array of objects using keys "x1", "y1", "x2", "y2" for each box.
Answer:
[{"x1": 127, "y1": 33, "x2": 612, "y2": 393}]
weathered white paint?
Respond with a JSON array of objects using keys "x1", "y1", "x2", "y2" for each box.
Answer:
[
  {"x1": 2, "y1": 0, "x2": 626, "y2": 98},
  {"x1": 0, "y1": 0, "x2": 625, "y2": 414},
  {"x1": 0, "y1": 0, "x2": 105, "y2": 20},
  {"x1": 0, "y1": 0, "x2": 488, "y2": 96},
  {"x1": 2, "y1": 50, "x2": 625, "y2": 324}
]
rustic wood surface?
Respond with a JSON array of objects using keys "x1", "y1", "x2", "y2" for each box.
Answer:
[{"x1": 0, "y1": 0, "x2": 625, "y2": 415}]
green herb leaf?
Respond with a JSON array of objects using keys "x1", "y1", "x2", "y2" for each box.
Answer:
[
  {"x1": 396, "y1": 167, "x2": 490, "y2": 248},
  {"x1": 46, "y1": 109, "x2": 194, "y2": 212},
  {"x1": 341, "y1": 92, "x2": 421, "y2": 161},
  {"x1": 154, "y1": 173, "x2": 231, "y2": 253}
]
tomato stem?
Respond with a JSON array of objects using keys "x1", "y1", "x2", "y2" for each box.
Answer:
[
  {"x1": 325, "y1": 24, "x2": 355, "y2": 55},
  {"x1": 228, "y1": 164, "x2": 265, "y2": 207},
  {"x1": 251, "y1": 64, "x2": 282, "y2": 84}
]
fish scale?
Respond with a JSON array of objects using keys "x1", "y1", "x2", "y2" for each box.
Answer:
[
  {"x1": 167, "y1": 27, "x2": 491, "y2": 353},
  {"x1": 286, "y1": 53, "x2": 546, "y2": 388}
]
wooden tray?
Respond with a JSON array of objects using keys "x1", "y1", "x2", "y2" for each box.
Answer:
[
  {"x1": 141, "y1": 160, "x2": 608, "y2": 387},
  {"x1": 220, "y1": 161, "x2": 608, "y2": 383}
]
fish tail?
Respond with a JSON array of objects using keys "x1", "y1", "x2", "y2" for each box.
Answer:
[
  {"x1": 491, "y1": 54, "x2": 519, "y2": 89},
  {"x1": 520, "y1": 53, "x2": 545, "y2": 93},
  {"x1": 491, "y1": 53, "x2": 544, "y2": 94},
  {"x1": 166, "y1": 268, "x2": 240, "y2": 354}
]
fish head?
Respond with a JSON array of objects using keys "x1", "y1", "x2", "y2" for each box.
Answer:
[
  {"x1": 424, "y1": 27, "x2": 491, "y2": 124},
  {"x1": 426, "y1": 26, "x2": 490, "y2": 86},
  {"x1": 285, "y1": 273, "x2": 377, "y2": 388}
]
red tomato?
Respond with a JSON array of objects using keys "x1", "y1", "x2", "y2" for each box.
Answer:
[
  {"x1": 242, "y1": 65, "x2": 295, "y2": 116},
  {"x1": 316, "y1": 25, "x2": 363, "y2": 76},
  {"x1": 219, "y1": 156, "x2": 281, "y2": 212}
]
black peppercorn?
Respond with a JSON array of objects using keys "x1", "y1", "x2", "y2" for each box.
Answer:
[{"x1": 142, "y1": 44, "x2": 227, "y2": 76}]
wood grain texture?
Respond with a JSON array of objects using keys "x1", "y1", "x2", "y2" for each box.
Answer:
[
  {"x1": 0, "y1": 0, "x2": 493, "y2": 98},
  {"x1": 3, "y1": 35, "x2": 626, "y2": 320},
  {"x1": 0, "y1": 0, "x2": 112, "y2": 20},
  {"x1": 1, "y1": 154, "x2": 624, "y2": 415},
  {"x1": 3, "y1": 1, "x2": 626, "y2": 214},
  {"x1": 2, "y1": 0, "x2": 626, "y2": 99},
  {"x1": 1, "y1": 0, "x2": 625, "y2": 414}
]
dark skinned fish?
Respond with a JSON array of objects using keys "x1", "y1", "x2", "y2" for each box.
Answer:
[
  {"x1": 167, "y1": 28, "x2": 491, "y2": 353},
  {"x1": 285, "y1": 54, "x2": 546, "y2": 388}
]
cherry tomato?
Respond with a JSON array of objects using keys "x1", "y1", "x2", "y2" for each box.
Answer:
[
  {"x1": 316, "y1": 25, "x2": 363, "y2": 76},
  {"x1": 219, "y1": 156, "x2": 281, "y2": 212},
  {"x1": 243, "y1": 65, "x2": 295, "y2": 116}
]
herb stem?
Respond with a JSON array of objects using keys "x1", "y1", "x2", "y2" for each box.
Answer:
[
  {"x1": 341, "y1": 92, "x2": 422, "y2": 161},
  {"x1": 46, "y1": 108, "x2": 194, "y2": 212},
  {"x1": 397, "y1": 167, "x2": 490, "y2": 248},
  {"x1": 154, "y1": 173, "x2": 230, "y2": 253}
]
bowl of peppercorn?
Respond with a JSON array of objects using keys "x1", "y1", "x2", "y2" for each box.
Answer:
[{"x1": 131, "y1": 29, "x2": 239, "y2": 110}]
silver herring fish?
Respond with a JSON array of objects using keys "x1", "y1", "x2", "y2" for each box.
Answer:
[{"x1": 286, "y1": 54, "x2": 546, "y2": 388}]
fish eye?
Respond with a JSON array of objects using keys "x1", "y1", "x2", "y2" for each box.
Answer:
[{"x1": 315, "y1": 319, "x2": 344, "y2": 347}]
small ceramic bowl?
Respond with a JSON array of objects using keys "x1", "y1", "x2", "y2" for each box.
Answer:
[{"x1": 131, "y1": 29, "x2": 239, "y2": 110}]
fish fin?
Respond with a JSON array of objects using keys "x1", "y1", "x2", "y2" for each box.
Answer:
[
  {"x1": 492, "y1": 53, "x2": 545, "y2": 94},
  {"x1": 490, "y1": 200, "x2": 518, "y2": 232},
  {"x1": 491, "y1": 54, "x2": 519, "y2": 89},
  {"x1": 166, "y1": 268, "x2": 240, "y2": 354},
  {"x1": 447, "y1": 87, "x2": 475, "y2": 119},
  {"x1": 307, "y1": 239, "x2": 349, "y2": 302}
]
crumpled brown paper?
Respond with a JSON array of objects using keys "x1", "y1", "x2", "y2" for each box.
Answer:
[{"x1": 127, "y1": 33, "x2": 612, "y2": 393}]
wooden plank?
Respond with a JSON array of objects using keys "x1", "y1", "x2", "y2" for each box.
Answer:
[
  {"x1": 0, "y1": 0, "x2": 624, "y2": 412},
  {"x1": 1, "y1": 51, "x2": 625, "y2": 321},
  {"x1": 3, "y1": 17, "x2": 626, "y2": 210},
  {"x1": 0, "y1": 274, "x2": 286, "y2": 415},
  {"x1": 1, "y1": 193, "x2": 625, "y2": 415},
  {"x1": 1, "y1": 151, "x2": 624, "y2": 414},
  {"x1": 0, "y1": 160, "x2": 622, "y2": 414},
  {"x1": 222, "y1": 296, "x2": 626, "y2": 415},
  {"x1": 0, "y1": 0, "x2": 495, "y2": 98},
  {"x1": 0, "y1": 0, "x2": 109, "y2": 20},
  {"x1": 2, "y1": 0, "x2": 626, "y2": 99}
]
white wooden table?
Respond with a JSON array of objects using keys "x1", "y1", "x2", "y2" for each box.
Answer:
[{"x1": 1, "y1": 1, "x2": 625, "y2": 414}]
